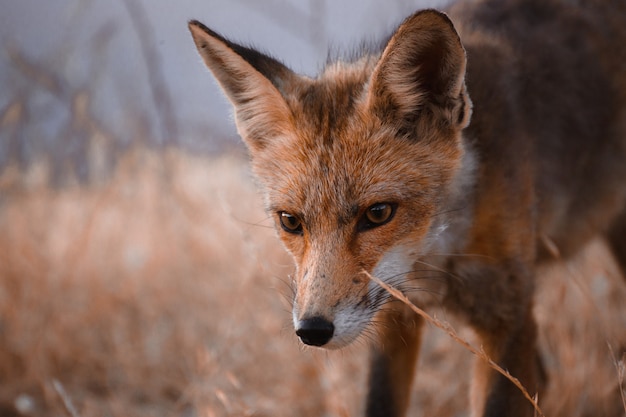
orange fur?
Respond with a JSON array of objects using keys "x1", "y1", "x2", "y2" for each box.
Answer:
[{"x1": 189, "y1": 1, "x2": 626, "y2": 416}]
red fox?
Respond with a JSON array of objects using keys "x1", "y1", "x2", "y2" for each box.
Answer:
[{"x1": 188, "y1": 0, "x2": 626, "y2": 415}]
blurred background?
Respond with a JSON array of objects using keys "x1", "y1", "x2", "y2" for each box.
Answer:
[
  {"x1": 1, "y1": 0, "x2": 449, "y2": 167},
  {"x1": 0, "y1": 1, "x2": 624, "y2": 417}
]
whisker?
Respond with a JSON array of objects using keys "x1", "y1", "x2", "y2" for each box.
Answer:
[
  {"x1": 412, "y1": 259, "x2": 465, "y2": 284},
  {"x1": 228, "y1": 212, "x2": 276, "y2": 229},
  {"x1": 429, "y1": 204, "x2": 468, "y2": 218},
  {"x1": 427, "y1": 252, "x2": 497, "y2": 262}
]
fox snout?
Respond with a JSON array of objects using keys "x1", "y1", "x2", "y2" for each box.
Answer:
[
  {"x1": 291, "y1": 274, "x2": 375, "y2": 349},
  {"x1": 294, "y1": 316, "x2": 335, "y2": 347},
  {"x1": 290, "y1": 254, "x2": 381, "y2": 349},
  {"x1": 290, "y1": 244, "x2": 418, "y2": 349}
]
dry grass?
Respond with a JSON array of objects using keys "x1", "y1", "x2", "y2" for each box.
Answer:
[
  {"x1": 0, "y1": 149, "x2": 624, "y2": 417},
  {"x1": 4, "y1": 3, "x2": 622, "y2": 415}
]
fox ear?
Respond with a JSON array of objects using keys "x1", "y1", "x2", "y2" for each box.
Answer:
[
  {"x1": 188, "y1": 20, "x2": 294, "y2": 152},
  {"x1": 368, "y1": 10, "x2": 471, "y2": 133}
]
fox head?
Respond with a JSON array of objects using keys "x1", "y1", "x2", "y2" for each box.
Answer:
[{"x1": 189, "y1": 10, "x2": 472, "y2": 349}]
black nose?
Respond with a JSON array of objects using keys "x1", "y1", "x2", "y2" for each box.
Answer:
[{"x1": 295, "y1": 316, "x2": 334, "y2": 346}]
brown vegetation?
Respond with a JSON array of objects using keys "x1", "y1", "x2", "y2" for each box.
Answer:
[{"x1": 0, "y1": 149, "x2": 624, "y2": 417}]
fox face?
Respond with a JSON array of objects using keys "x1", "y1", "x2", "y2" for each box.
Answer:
[
  {"x1": 189, "y1": 11, "x2": 472, "y2": 349},
  {"x1": 255, "y1": 111, "x2": 468, "y2": 348}
]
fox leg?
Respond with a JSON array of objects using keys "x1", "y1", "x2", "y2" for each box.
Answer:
[
  {"x1": 446, "y1": 262, "x2": 544, "y2": 417},
  {"x1": 471, "y1": 306, "x2": 543, "y2": 417},
  {"x1": 366, "y1": 303, "x2": 423, "y2": 417}
]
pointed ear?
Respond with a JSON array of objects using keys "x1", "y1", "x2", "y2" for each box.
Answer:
[
  {"x1": 188, "y1": 20, "x2": 295, "y2": 152},
  {"x1": 367, "y1": 10, "x2": 471, "y2": 134}
]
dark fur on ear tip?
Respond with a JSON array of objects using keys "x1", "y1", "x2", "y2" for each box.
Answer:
[
  {"x1": 188, "y1": 20, "x2": 221, "y2": 40},
  {"x1": 188, "y1": 19, "x2": 294, "y2": 91}
]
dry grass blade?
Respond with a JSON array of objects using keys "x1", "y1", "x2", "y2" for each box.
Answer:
[
  {"x1": 363, "y1": 270, "x2": 545, "y2": 417},
  {"x1": 608, "y1": 343, "x2": 626, "y2": 414},
  {"x1": 52, "y1": 379, "x2": 81, "y2": 417}
]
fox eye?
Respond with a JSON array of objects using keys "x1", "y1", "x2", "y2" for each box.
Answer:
[
  {"x1": 279, "y1": 212, "x2": 303, "y2": 234},
  {"x1": 359, "y1": 203, "x2": 396, "y2": 231}
]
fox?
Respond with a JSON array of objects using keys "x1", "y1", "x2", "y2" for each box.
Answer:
[{"x1": 188, "y1": 0, "x2": 626, "y2": 415}]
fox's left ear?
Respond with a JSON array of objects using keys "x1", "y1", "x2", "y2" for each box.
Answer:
[
  {"x1": 368, "y1": 10, "x2": 471, "y2": 134},
  {"x1": 188, "y1": 21, "x2": 296, "y2": 153}
]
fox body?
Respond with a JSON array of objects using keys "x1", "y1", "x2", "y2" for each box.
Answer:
[{"x1": 189, "y1": 0, "x2": 626, "y2": 415}]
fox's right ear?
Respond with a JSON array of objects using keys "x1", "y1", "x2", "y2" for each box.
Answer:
[{"x1": 188, "y1": 21, "x2": 295, "y2": 152}]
